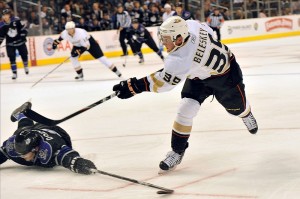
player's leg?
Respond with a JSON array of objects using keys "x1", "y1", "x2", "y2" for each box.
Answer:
[
  {"x1": 10, "y1": 102, "x2": 34, "y2": 129},
  {"x1": 135, "y1": 42, "x2": 144, "y2": 64},
  {"x1": 88, "y1": 37, "x2": 122, "y2": 77},
  {"x1": 216, "y1": 28, "x2": 221, "y2": 41},
  {"x1": 6, "y1": 45, "x2": 17, "y2": 79},
  {"x1": 159, "y1": 79, "x2": 211, "y2": 173},
  {"x1": 17, "y1": 44, "x2": 29, "y2": 74},
  {"x1": 70, "y1": 52, "x2": 83, "y2": 80},
  {"x1": 214, "y1": 56, "x2": 258, "y2": 134},
  {"x1": 119, "y1": 29, "x2": 127, "y2": 56},
  {"x1": 145, "y1": 37, "x2": 164, "y2": 60}
]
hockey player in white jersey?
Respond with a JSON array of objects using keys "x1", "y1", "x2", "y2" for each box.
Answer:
[
  {"x1": 52, "y1": 21, "x2": 122, "y2": 80},
  {"x1": 113, "y1": 16, "x2": 258, "y2": 173}
]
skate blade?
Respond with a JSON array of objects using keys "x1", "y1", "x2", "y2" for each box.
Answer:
[{"x1": 158, "y1": 166, "x2": 177, "y2": 175}]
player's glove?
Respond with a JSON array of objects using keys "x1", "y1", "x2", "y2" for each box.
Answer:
[
  {"x1": 113, "y1": 77, "x2": 148, "y2": 99},
  {"x1": 71, "y1": 46, "x2": 87, "y2": 57},
  {"x1": 70, "y1": 157, "x2": 97, "y2": 175},
  {"x1": 52, "y1": 39, "x2": 61, "y2": 50}
]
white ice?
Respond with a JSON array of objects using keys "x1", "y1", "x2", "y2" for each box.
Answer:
[{"x1": 1, "y1": 36, "x2": 300, "y2": 199}]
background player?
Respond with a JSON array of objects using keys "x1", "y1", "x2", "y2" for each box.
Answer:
[
  {"x1": 52, "y1": 21, "x2": 122, "y2": 80},
  {"x1": 173, "y1": 2, "x2": 193, "y2": 20},
  {"x1": 0, "y1": 9, "x2": 29, "y2": 79},
  {"x1": 0, "y1": 102, "x2": 97, "y2": 175},
  {"x1": 206, "y1": 8, "x2": 224, "y2": 41},
  {"x1": 127, "y1": 19, "x2": 164, "y2": 64},
  {"x1": 115, "y1": 4, "x2": 131, "y2": 56},
  {"x1": 112, "y1": 16, "x2": 258, "y2": 173}
]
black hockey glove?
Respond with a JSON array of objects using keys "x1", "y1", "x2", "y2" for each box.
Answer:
[
  {"x1": 113, "y1": 77, "x2": 149, "y2": 99},
  {"x1": 52, "y1": 39, "x2": 61, "y2": 50},
  {"x1": 70, "y1": 157, "x2": 97, "y2": 175},
  {"x1": 71, "y1": 46, "x2": 87, "y2": 57}
]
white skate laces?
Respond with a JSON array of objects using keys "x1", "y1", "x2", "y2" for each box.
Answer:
[
  {"x1": 242, "y1": 112, "x2": 258, "y2": 134},
  {"x1": 159, "y1": 151, "x2": 184, "y2": 174}
]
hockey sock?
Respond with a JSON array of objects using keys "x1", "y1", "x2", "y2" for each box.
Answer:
[
  {"x1": 11, "y1": 62, "x2": 17, "y2": 72},
  {"x1": 171, "y1": 130, "x2": 189, "y2": 154},
  {"x1": 76, "y1": 68, "x2": 83, "y2": 75},
  {"x1": 156, "y1": 50, "x2": 163, "y2": 57},
  {"x1": 137, "y1": 52, "x2": 143, "y2": 59},
  {"x1": 98, "y1": 56, "x2": 113, "y2": 68},
  {"x1": 23, "y1": 61, "x2": 28, "y2": 68}
]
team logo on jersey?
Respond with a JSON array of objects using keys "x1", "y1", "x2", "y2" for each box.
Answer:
[
  {"x1": 38, "y1": 149, "x2": 48, "y2": 161},
  {"x1": 43, "y1": 37, "x2": 55, "y2": 56},
  {"x1": 7, "y1": 28, "x2": 17, "y2": 38}
]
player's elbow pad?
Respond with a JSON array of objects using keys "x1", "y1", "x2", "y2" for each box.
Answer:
[
  {"x1": 0, "y1": 147, "x2": 9, "y2": 165},
  {"x1": 55, "y1": 145, "x2": 79, "y2": 168}
]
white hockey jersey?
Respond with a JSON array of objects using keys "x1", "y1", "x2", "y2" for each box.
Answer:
[
  {"x1": 147, "y1": 20, "x2": 232, "y2": 93},
  {"x1": 60, "y1": 28, "x2": 91, "y2": 49}
]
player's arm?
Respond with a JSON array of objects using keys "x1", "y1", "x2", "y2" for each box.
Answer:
[
  {"x1": 0, "y1": 142, "x2": 10, "y2": 165},
  {"x1": 55, "y1": 145, "x2": 97, "y2": 175},
  {"x1": 52, "y1": 32, "x2": 64, "y2": 50},
  {"x1": 0, "y1": 22, "x2": 6, "y2": 46},
  {"x1": 113, "y1": 68, "x2": 185, "y2": 99},
  {"x1": 16, "y1": 19, "x2": 28, "y2": 40}
]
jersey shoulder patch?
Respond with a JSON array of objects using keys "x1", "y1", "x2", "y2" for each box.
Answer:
[
  {"x1": 5, "y1": 136, "x2": 20, "y2": 158},
  {"x1": 37, "y1": 138, "x2": 53, "y2": 164}
]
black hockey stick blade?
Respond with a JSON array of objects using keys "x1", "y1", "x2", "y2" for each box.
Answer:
[
  {"x1": 94, "y1": 169, "x2": 174, "y2": 194},
  {"x1": 24, "y1": 92, "x2": 118, "y2": 126}
]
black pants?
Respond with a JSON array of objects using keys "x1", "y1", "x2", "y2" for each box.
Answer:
[
  {"x1": 6, "y1": 44, "x2": 28, "y2": 64},
  {"x1": 87, "y1": 36, "x2": 104, "y2": 59},
  {"x1": 130, "y1": 36, "x2": 159, "y2": 54},
  {"x1": 181, "y1": 55, "x2": 247, "y2": 116},
  {"x1": 119, "y1": 28, "x2": 130, "y2": 55},
  {"x1": 210, "y1": 26, "x2": 221, "y2": 41}
]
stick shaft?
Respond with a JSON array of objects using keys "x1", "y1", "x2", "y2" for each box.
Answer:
[
  {"x1": 96, "y1": 169, "x2": 173, "y2": 192},
  {"x1": 31, "y1": 56, "x2": 70, "y2": 88},
  {"x1": 24, "y1": 92, "x2": 117, "y2": 126}
]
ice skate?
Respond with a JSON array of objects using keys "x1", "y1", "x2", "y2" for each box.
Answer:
[
  {"x1": 12, "y1": 73, "x2": 17, "y2": 80},
  {"x1": 75, "y1": 73, "x2": 84, "y2": 80},
  {"x1": 11, "y1": 101, "x2": 32, "y2": 122},
  {"x1": 138, "y1": 58, "x2": 144, "y2": 64},
  {"x1": 24, "y1": 66, "x2": 29, "y2": 75},
  {"x1": 242, "y1": 112, "x2": 258, "y2": 134},
  {"x1": 158, "y1": 150, "x2": 185, "y2": 174}
]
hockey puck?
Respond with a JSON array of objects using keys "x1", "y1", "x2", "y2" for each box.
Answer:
[
  {"x1": 156, "y1": 190, "x2": 174, "y2": 194},
  {"x1": 122, "y1": 64, "x2": 126, "y2": 67}
]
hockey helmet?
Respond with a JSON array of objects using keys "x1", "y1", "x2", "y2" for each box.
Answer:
[
  {"x1": 2, "y1": 9, "x2": 11, "y2": 15},
  {"x1": 14, "y1": 129, "x2": 40, "y2": 155},
  {"x1": 65, "y1": 21, "x2": 76, "y2": 30},
  {"x1": 158, "y1": 16, "x2": 189, "y2": 52}
]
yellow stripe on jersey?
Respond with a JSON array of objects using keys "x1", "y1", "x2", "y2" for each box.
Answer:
[
  {"x1": 150, "y1": 73, "x2": 164, "y2": 92},
  {"x1": 173, "y1": 121, "x2": 192, "y2": 133}
]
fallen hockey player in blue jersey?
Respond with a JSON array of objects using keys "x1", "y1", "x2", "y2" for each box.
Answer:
[{"x1": 0, "y1": 102, "x2": 97, "y2": 175}]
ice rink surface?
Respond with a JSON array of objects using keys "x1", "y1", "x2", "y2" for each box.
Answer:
[{"x1": 1, "y1": 36, "x2": 300, "y2": 199}]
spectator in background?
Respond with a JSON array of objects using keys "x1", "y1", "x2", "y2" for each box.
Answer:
[
  {"x1": 234, "y1": 9, "x2": 245, "y2": 19},
  {"x1": 92, "y1": 3, "x2": 103, "y2": 21},
  {"x1": 40, "y1": 5, "x2": 48, "y2": 19},
  {"x1": 259, "y1": 9, "x2": 267, "y2": 18},
  {"x1": 291, "y1": 0, "x2": 300, "y2": 14},
  {"x1": 61, "y1": 4, "x2": 72, "y2": 21},
  {"x1": 28, "y1": 11, "x2": 39, "y2": 28},
  {"x1": 174, "y1": 2, "x2": 193, "y2": 20},
  {"x1": 222, "y1": 9, "x2": 232, "y2": 20},
  {"x1": 162, "y1": 3, "x2": 175, "y2": 22},
  {"x1": 206, "y1": 8, "x2": 224, "y2": 40},
  {"x1": 42, "y1": 18, "x2": 52, "y2": 35},
  {"x1": 100, "y1": 13, "x2": 113, "y2": 30},
  {"x1": 133, "y1": 1, "x2": 144, "y2": 24},
  {"x1": 125, "y1": 0, "x2": 134, "y2": 9},
  {"x1": 145, "y1": 4, "x2": 161, "y2": 26},
  {"x1": 90, "y1": 18, "x2": 101, "y2": 31},
  {"x1": 126, "y1": 4, "x2": 136, "y2": 20},
  {"x1": 77, "y1": 18, "x2": 89, "y2": 31}
]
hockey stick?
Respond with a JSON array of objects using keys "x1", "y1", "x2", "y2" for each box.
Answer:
[
  {"x1": 0, "y1": 45, "x2": 6, "y2": 48},
  {"x1": 24, "y1": 92, "x2": 118, "y2": 126},
  {"x1": 31, "y1": 56, "x2": 71, "y2": 88},
  {"x1": 94, "y1": 169, "x2": 174, "y2": 194}
]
